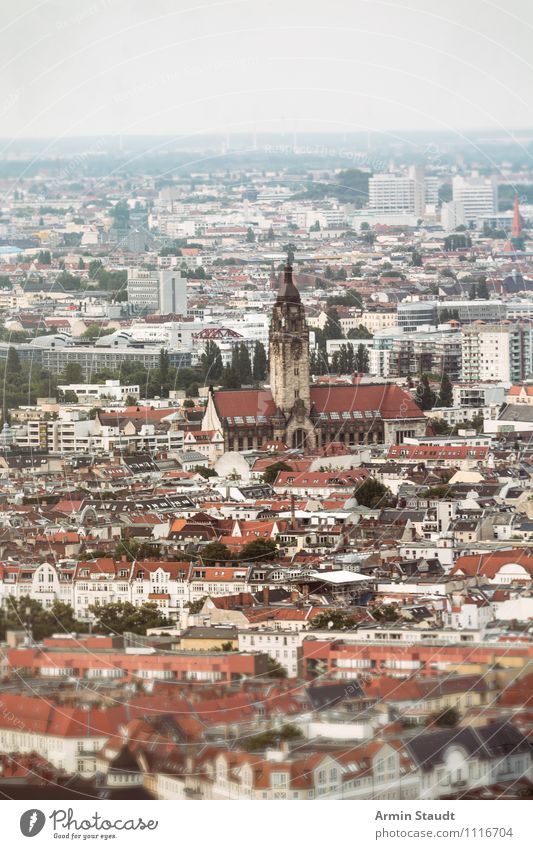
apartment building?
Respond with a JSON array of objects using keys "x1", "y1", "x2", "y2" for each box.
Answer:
[
  {"x1": 57, "y1": 379, "x2": 140, "y2": 402},
  {"x1": 127, "y1": 267, "x2": 187, "y2": 315},
  {"x1": 452, "y1": 174, "x2": 498, "y2": 224},
  {"x1": 339, "y1": 311, "x2": 397, "y2": 335},
  {"x1": 387, "y1": 330, "x2": 462, "y2": 380},
  {"x1": 368, "y1": 167, "x2": 427, "y2": 217},
  {"x1": 38, "y1": 345, "x2": 191, "y2": 379},
  {"x1": 461, "y1": 323, "x2": 533, "y2": 382}
]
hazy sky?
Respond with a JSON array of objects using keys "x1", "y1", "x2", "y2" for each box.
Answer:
[{"x1": 1, "y1": 0, "x2": 532, "y2": 140}]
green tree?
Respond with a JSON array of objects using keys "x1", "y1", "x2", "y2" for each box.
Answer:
[
  {"x1": 239, "y1": 538, "x2": 278, "y2": 562},
  {"x1": 243, "y1": 724, "x2": 302, "y2": 751},
  {"x1": 437, "y1": 372, "x2": 454, "y2": 407},
  {"x1": 221, "y1": 364, "x2": 240, "y2": 389},
  {"x1": 0, "y1": 596, "x2": 82, "y2": 641},
  {"x1": 200, "y1": 340, "x2": 223, "y2": 383},
  {"x1": 354, "y1": 343, "x2": 369, "y2": 373},
  {"x1": 201, "y1": 541, "x2": 232, "y2": 563},
  {"x1": 372, "y1": 604, "x2": 400, "y2": 622},
  {"x1": 81, "y1": 324, "x2": 107, "y2": 339},
  {"x1": 310, "y1": 610, "x2": 357, "y2": 630},
  {"x1": 88, "y1": 601, "x2": 171, "y2": 635},
  {"x1": 477, "y1": 278, "x2": 489, "y2": 299},
  {"x1": 194, "y1": 465, "x2": 217, "y2": 479},
  {"x1": 262, "y1": 460, "x2": 293, "y2": 484},
  {"x1": 6, "y1": 346, "x2": 21, "y2": 377},
  {"x1": 430, "y1": 707, "x2": 460, "y2": 728},
  {"x1": 232, "y1": 343, "x2": 252, "y2": 385},
  {"x1": 417, "y1": 374, "x2": 436, "y2": 411},
  {"x1": 353, "y1": 477, "x2": 393, "y2": 509},
  {"x1": 159, "y1": 348, "x2": 170, "y2": 395},
  {"x1": 252, "y1": 341, "x2": 268, "y2": 382},
  {"x1": 322, "y1": 307, "x2": 342, "y2": 341},
  {"x1": 61, "y1": 362, "x2": 84, "y2": 384},
  {"x1": 347, "y1": 325, "x2": 372, "y2": 340},
  {"x1": 111, "y1": 200, "x2": 130, "y2": 228},
  {"x1": 246, "y1": 227, "x2": 256, "y2": 243},
  {"x1": 266, "y1": 656, "x2": 287, "y2": 679},
  {"x1": 185, "y1": 596, "x2": 207, "y2": 614}
]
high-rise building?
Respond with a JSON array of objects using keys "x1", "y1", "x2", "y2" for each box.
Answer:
[
  {"x1": 368, "y1": 166, "x2": 428, "y2": 217},
  {"x1": 461, "y1": 323, "x2": 532, "y2": 383},
  {"x1": 452, "y1": 174, "x2": 498, "y2": 225},
  {"x1": 127, "y1": 268, "x2": 187, "y2": 315}
]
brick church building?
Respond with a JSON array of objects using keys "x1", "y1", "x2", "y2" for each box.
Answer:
[{"x1": 202, "y1": 262, "x2": 427, "y2": 452}]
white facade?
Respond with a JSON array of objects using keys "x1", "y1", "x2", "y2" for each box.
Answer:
[
  {"x1": 238, "y1": 630, "x2": 303, "y2": 677},
  {"x1": 368, "y1": 167, "x2": 427, "y2": 217},
  {"x1": 462, "y1": 324, "x2": 530, "y2": 383},
  {"x1": 452, "y1": 174, "x2": 498, "y2": 224},
  {"x1": 58, "y1": 379, "x2": 139, "y2": 401},
  {"x1": 127, "y1": 267, "x2": 187, "y2": 315}
]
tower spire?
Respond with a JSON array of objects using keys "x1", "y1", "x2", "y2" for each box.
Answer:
[
  {"x1": 512, "y1": 193, "x2": 522, "y2": 238},
  {"x1": 277, "y1": 258, "x2": 300, "y2": 304}
]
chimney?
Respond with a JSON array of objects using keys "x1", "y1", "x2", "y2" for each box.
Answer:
[{"x1": 263, "y1": 586, "x2": 270, "y2": 605}]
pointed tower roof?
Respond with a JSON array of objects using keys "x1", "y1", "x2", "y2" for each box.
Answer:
[
  {"x1": 512, "y1": 193, "x2": 523, "y2": 238},
  {"x1": 277, "y1": 261, "x2": 300, "y2": 304}
]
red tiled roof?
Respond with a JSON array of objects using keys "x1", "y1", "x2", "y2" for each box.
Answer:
[
  {"x1": 451, "y1": 549, "x2": 533, "y2": 579},
  {"x1": 310, "y1": 383, "x2": 424, "y2": 419},
  {"x1": 212, "y1": 383, "x2": 424, "y2": 422}
]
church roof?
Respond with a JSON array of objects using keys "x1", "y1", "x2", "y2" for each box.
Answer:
[
  {"x1": 213, "y1": 389, "x2": 276, "y2": 421},
  {"x1": 310, "y1": 383, "x2": 424, "y2": 420},
  {"x1": 212, "y1": 384, "x2": 424, "y2": 423}
]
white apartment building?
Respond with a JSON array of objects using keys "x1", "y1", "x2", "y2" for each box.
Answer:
[
  {"x1": 13, "y1": 414, "x2": 184, "y2": 455},
  {"x1": 368, "y1": 167, "x2": 427, "y2": 217},
  {"x1": 441, "y1": 200, "x2": 465, "y2": 231},
  {"x1": 461, "y1": 323, "x2": 532, "y2": 383},
  {"x1": 127, "y1": 267, "x2": 187, "y2": 315},
  {"x1": 57, "y1": 379, "x2": 140, "y2": 402},
  {"x1": 238, "y1": 630, "x2": 304, "y2": 677},
  {"x1": 452, "y1": 174, "x2": 498, "y2": 224},
  {"x1": 339, "y1": 311, "x2": 397, "y2": 335}
]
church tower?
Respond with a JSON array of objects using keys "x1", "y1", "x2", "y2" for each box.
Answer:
[{"x1": 269, "y1": 262, "x2": 315, "y2": 449}]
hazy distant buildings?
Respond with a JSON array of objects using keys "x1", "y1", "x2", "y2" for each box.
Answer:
[
  {"x1": 127, "y1": 268, "x2": 187, "y2": 315},
  {"x1": 441, "y1": 200, "x2": 466, "y2": 231}
]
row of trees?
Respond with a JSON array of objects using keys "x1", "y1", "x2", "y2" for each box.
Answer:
[
  {"x1": 0, "y1": 346, "x2": 57, "y2": 413},
  {"x1": 0, "y1": 596, "x2": 171, "y2": 640},
  {"x1": 329, "y1": 342, "x2": 369, "y2": 375},
  {"x1": 416, "y1": 373, "x2": 454, "y2": 411},
  {"x1": 200, "y1": 538, "x2": 278, "y2": 563},
  {"x1": 200, "y1": 340, "x2": 268, "y2": 389}
]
